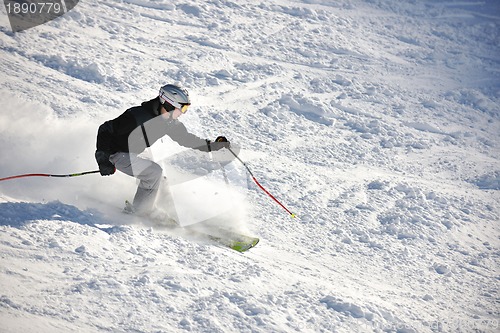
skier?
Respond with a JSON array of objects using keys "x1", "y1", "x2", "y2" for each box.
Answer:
[{"x1": 95, "y1": 84, "x2": 230, "y2": 220}]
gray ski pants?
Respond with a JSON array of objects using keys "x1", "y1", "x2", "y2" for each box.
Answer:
[{"x1": 110, "y1": 152, "x2": 163, "y2": 213}]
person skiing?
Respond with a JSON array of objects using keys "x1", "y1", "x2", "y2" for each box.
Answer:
[{"x1": 95, "y1": 84, "x2": 230, "y2": 220}]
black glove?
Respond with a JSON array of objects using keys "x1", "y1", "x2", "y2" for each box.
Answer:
[
  {"x1": 211, "y1": 136, "x2": 230, "y2": 151},
  {"x1": 95, "y1": 150, "x2": 115, "y2": 176}
]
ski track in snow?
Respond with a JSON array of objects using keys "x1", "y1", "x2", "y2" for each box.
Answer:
[{"x1": 1, "y1": 0, "x2": 499, "y2": 332}]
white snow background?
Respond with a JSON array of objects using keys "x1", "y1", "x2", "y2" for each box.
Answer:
[{"x1": 0, "y1": 0, "x2": 499, "y2": 332}]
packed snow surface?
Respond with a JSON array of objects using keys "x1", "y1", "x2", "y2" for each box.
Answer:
[{"x1": 1, "y1": 0, "x2": 499, "y2": 332}]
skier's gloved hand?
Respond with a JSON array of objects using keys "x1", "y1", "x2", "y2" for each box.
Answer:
[
  {"x1": 95, "y1": 150, "x2": 115, "y2": 176},
  {"x1": 211, "y1": 136, "x2": 230, "y2": 150}
]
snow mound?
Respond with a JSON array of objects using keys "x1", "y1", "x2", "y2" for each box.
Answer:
[
  {"x1": 0, "y1": 201, "x2": 103, "y2": 227},
  {"x1": 469, "y1": 171, "x2": 500, "y2": 190}
]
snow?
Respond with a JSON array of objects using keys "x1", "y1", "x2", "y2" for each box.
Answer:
[{"x1": 1, "y1": 0, "x2": 499, "y2": 332}]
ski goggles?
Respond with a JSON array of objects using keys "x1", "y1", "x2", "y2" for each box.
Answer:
[{"x1": 179, "y1": 103, "x2": 190, "y2": 113}]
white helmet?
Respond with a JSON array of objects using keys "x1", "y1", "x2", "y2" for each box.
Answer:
[{"x1": 159, "y1": 84, "x2": 190, "y2": 112}]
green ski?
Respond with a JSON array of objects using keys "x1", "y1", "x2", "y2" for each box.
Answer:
[
  {"x1": 205, "y1": 232, "x2": 259, "y2": 252},
  {"x1": 188, "y1": 226, "x2": 260, "y2": 252}
]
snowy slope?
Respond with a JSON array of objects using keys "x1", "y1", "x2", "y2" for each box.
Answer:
[{"x1": 1, "y1": 0, "x2": 499, "y2": 332}]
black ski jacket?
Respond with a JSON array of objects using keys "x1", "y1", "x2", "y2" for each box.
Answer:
[{"x1": 96, "y1": 98, "x2": 211, "y2": 155}]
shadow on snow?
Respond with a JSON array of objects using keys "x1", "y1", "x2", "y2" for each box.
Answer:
[{"x1": 0, "y1": 201, "x2": 125, "y2": 234}]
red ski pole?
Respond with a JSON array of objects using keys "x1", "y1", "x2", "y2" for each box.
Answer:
[
  {"x1": 0, "y1": 170, "x2": 100, "y2": 182},
  {"x1": 228, "y1": 147, "x2": 296, "y2": 218}
]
